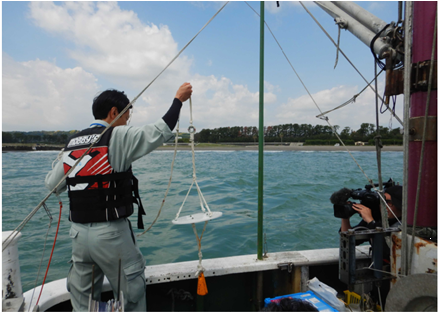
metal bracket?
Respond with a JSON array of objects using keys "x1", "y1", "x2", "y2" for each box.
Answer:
[
  {"x1": 385, "y1": 68, "x2": 404, "y2": 97},
  {"x1": 339, "y1": 227, "x2": 400, "y2": 286},
  {"x1": 334, "y1": 17, "x2": 348, "y2": 29},
  {"x1": 411, "y1": 60, "x2": 437, "y2": 93},
  {"x1": 409, "y1": 116, "x2": 437, "y2": 141},
  {"x1": 384, "y1": 60, "x2": 437, "y2": 98},
  {"x1": 278, "y1": 262, "x2": 294, "y2": 273}
]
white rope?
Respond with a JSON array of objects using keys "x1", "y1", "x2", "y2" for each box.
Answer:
[
  {"x1": 175, "y1": 181, "x2": 195, "y2": 220},
  {"x1": 175, "y1": 98, "x2": 212, "y2": 220},
  {"x1": 195, "y1": 181, "x2": 212, "y2": 214},
  {"x1": 192, "y1": 221, "x2": 208, "y2": 276},
  {"x1": 195, "y1": 182, "x2": 206, "y2": 213},
  {"x1": 175, "y1": 99, "x2": 210, "y2": 276}
]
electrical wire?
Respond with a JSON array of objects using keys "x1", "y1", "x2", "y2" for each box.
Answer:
[
  {"x1": 35, "y1": 199, "x2": 63, "y2": 308},
  {"x1": 28, "y1": 207, "x2": 53, "y2": 311}
]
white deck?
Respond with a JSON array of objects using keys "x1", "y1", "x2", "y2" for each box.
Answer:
[{"x1": 23, "y1": 246, "x2": 370, "y2": 311}]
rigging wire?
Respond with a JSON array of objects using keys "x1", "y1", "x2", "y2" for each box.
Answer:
[
  {"x1": 374, "y1": 59, "x2": 389, "y2": 231},
  {"x1": 2, "y1": 1, "x2": 229, "y2": 252},
  {"x1": 245, "y1": 1, "x2": 401, "y2": 224},
  {"x1": 299, "y1": 1, "x2": 404, "y2": 127},
  {"x1": 316, "y1": 69, "x2": 384, "y2": 119}
]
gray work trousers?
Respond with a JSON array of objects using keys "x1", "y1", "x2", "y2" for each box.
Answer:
[{"x1": 67, "y1": 218, "x2": 146, "y2": 312}]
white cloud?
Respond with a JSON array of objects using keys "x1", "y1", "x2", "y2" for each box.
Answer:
[
  {"x1": 2, "y1": 53, "x2": 99, "y2": 131},
  {"x1": 5, "y1": 1, "x2": 400, "y2": 134},
  {"x1": 29, "y1": 1, "x2": 191, "y2": 87},
  {"x1": 19, "y1": 1, "x2": 277, "y2": 131},
  {"x1": 135, "y1": 74, "x2": 277, "y2": 130}
]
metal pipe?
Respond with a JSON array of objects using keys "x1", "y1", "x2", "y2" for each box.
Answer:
[
  {"x1": 315, "y1": 1, "x2": 392, "y2": 59},
  {"x1": 398, "y1": 2, "x2": 403, "y2": 24},
  {"x1": 401, "y1": 1, "x2": 413, "y2": 277},
  {"x1": 332, "y1": 1, "x2": 390, "y2": 34},
  {"x1": 2, "y1": 231, "x2": 23, "y2": 300},
  {"x1": 374, "y1": 60, "x2": 389, "y2": 230},
  {"x1": 257, "y1": 1, "x2": 265, "y2": 261}
]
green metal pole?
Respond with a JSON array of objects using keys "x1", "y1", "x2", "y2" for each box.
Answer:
[{"x1": 257, "y1": 1, "x2": 265, "y2": 261}]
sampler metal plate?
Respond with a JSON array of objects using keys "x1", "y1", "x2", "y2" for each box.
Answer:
[{"x1": 172, "y1": 212, "x2": 223, "y2": 225}]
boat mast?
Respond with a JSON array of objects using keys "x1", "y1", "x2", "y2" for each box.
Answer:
[
  {"x1": 405, "y1": 1, "x2": 437, "y2": 275},
  {"x1": 406, "y1": 1, "x2": 437, "y2": 230},
  {"x1": 257, "y1": 1, "x2": 265, "y2": 261}
]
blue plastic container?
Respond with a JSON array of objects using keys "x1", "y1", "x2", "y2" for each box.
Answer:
[{"x1": 264, "y1": 290, "x2": 338, "y2": 312}]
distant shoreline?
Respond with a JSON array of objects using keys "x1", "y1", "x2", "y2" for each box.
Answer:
[
  {"x1": 2, "y1": 143, "x2": 403, "y2": 152},
  {"x1": 157, "y1": 144, "x2": 404, "y2": 152},
  {"x1": 2, "y1": 144, "x2": 64, "y2": 152}
]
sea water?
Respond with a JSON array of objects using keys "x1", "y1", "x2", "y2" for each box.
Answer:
[{"x1": 2, "y1": 149, "x2": 403, "y2": 292}]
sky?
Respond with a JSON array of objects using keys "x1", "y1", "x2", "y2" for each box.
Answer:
[{"x1": 2, "y1": 1, "x2": 404, "y2": 133}]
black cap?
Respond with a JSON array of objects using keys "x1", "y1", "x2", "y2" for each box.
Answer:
[{"x1": 385, "y1": 185, "x2": 403, "y2": 211}]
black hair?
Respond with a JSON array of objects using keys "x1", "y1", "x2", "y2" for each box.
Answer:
[
  {"x1": 262, "y1": 298, "x2": 319, "y2": 312},
  {"x1": 92, "y1": 89, "x2": 131, "y2": 120},
  {"x1": 385, "y1": 185, "x2": 403, "y2": 212}
]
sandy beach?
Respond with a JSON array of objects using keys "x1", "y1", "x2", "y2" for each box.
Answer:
[{"x1": 157, "y1": 144, "x2": 404, "y2": 152}]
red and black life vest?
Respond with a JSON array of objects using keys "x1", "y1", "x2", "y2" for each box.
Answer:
[{"x1": 63, "y1": 126, "x2": 146, "y2": 229}]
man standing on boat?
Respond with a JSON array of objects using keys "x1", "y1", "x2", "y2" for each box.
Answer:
[{"x1": 45, "y1": 82, "x2": 192, "y2": 311}]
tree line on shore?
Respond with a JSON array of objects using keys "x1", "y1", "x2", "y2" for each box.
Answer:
[
  {"x1": 3, "y1": 122, "x2": 403, "y2": 146},
  {"x1": 194, "y1": 123, "x2": 403, "y2": 145},
  {"x1": 2, "y1": 130, "x2": 79, "y2": 145}
]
